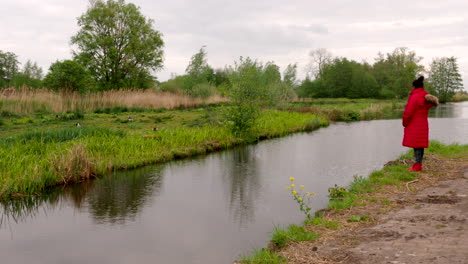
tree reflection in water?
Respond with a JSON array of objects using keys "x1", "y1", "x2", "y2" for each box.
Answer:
[
  {"x1": 87, "y1": 165, "x2": 164, "y2": 224},
  {"x1": 429, "y1": 103, "x2": 457, "y2": 118},
  {"x1": 222, "y1": 146, "x2": 261, "y2": 228},
  {"x1": 0, "y1": 164, "x2": 165, "y2": 228}
]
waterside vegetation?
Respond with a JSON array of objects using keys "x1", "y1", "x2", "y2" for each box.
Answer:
[
  {"x1": 0, "y1": 91, "x2": 409, "y2": 199},
  {"x1": 239, "y1": 141, "x2": 468, "y2": 263}
]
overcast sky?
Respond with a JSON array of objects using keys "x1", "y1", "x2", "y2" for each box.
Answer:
[{"x1": 0, "y1": 0, "x2": 466, "y2": 88}]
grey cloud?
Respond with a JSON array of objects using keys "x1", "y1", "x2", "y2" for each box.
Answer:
[{"x1": 0, "y1": 0, "x2": 467, "y2": 88}]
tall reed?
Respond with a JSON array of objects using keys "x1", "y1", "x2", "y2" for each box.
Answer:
[{"x1": 0, "y1": 87, "x2": 227, "y2": 114}]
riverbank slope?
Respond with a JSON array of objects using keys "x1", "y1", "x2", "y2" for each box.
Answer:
[
  {"x1": 0, "y1": 99, "x2": 404, "y2": 199},
  {"x1": 253, "y1": 142, "x2": 468, "y2": 264}
]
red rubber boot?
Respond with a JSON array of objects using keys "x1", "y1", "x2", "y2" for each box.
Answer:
[{"x1": 407, "y1": 163, "x2": 422, "y2": 171}]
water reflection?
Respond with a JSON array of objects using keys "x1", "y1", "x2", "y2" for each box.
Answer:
[
  {"x1": 0, "y1": 191, "x2": 61, "y2": 228},
  {"x1": 430, "y1": 103, "x2": 457, "y2": 118},
  {"x1": 430, "y1": 102, "x2": 468, "y2": 118},
  {"x1": 0, "y1": 165, "x2": 164, "y2": 228},
  {"x1": 0, "y1": 102, "x2": 466, "y2": 264},
  {"x1": 222, "y1": 146, "x2": 260, "y2": 228},
  {"x1": 87, "y1": 166, "x2": 163, "y2": 224}
]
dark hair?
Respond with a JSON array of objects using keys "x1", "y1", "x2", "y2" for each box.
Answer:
[{"x1": 412, "y1": 76, "x2": 424, "y2": 88}]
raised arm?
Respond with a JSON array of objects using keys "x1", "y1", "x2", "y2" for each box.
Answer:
[{"x1": 424, "y1": 94, "x2": 439, "y2": 109}]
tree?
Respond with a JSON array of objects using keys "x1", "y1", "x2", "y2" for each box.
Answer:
[
  {"x1": 314, "y1": 58, "x2": 379, "y2": 98},
  {"x1": 0, "y1": 50, "x2": 19, "y2": 87},
  {"x1": 427, "y1": 57, "x2": 464, "y2": 103},
  {"x1": 372, "y1": 47, "x2": 423, "y2": 98},
  {"x1": 347, "y1": 63, "x2": 379, "y2": 98},
  {"x1": 283, "y1": 63, "x2": 298, "y2": 88},
  {"x1": 261, "y1": 62, "x2": 295, "y2": 105},
  {"x1": 22, "y1": 60, "x2": 43, "y2": 80},
  {"x1": 297, "y1": 78, "x2": 325, "y2": 98},
  {"x1": 71, "y1": 0, "x2": 164, "y2": 90},
  {"x1": 320, "y1": 58, "x2": 354, "y2": 97},
  {"x1": 43, "y1": 60, "x2": 93, "y2": 93},
  {"x1": 10, "y1": 59, "x2": 44, "y2": 88},
  {"x1": 185, "y1": 46, "x2": 210, "y2": 82},
  {"x1": 183, "y1": 46, "x2": 216, "y2": 97},
  {"x1": 306, "y1": 48, "x2": 333, "y2": 79},
  {"x1": 225, "y1": 57, "x2": 265, "y2": 134}
]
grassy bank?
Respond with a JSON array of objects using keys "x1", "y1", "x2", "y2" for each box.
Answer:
[
  {"x1": 0, "y1": 94, "x2": 405, "y2": 199},
  {"x1": 289, "y1": 98, "x2": 405, "y2": 121},
  {"x1": 238, "y1": 141, "x2": 468, "y2": 263},
  {"x1": 0, "y1": 109, "x2": 328, "y2": 199},
  {"x1": 449, "y1": 92, "x2": 468, "y2": 102}
]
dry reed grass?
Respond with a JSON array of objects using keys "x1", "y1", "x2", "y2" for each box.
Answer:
[
  {"x1": 451, "y1": 92, "x2": 468, "y2": 102},
  {"x1": 0, "y1": 87, "x2": 228, "y2": 114},
  {"x1": 52, "y1": 145, "x2": 94, "y2": 185}
]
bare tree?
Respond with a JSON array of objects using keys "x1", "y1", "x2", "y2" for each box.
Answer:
[{"x1": 305, "y1": 48, "x2": 333, "y2": 79}]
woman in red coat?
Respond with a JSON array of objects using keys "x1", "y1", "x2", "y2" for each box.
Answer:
[{"x1": 402, "y1": 76, "x2": 439, "y2": 171}]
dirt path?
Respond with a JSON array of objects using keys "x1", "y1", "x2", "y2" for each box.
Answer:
[
  {"x1": 279, "y1": 155, "x2": 468, "y2": 264},
  {"x1": 350, "y1": 174, "x2": 468, "y2": 264}
]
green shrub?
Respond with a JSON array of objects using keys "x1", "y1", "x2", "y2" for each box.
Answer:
[
  {"x1": 224, "y1": 104, "x2": 259, "y2": 135},
  {"x1": 189, "y1": 82, "x2": 216, "y2": 98},
  {"x1": 43, "y1": 60, "x2": 93, "y2": 93},
  {"x1": 159, "y1": 77, "x2": 184, "y2": 94},
  {"x1": 59, "y1": 110, "x2": 84, "y2": 120},
  {"x1": 328, "y1": 184, "x2": 348, "y2": 199},
  {"x1": 379, "y1": 88, "x2": 397, "y2": 99}
]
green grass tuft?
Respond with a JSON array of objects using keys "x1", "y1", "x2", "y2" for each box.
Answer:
[
  {"x1": 240, "y1": 248, "x2": 286, "y2": 264},
  {"x1": 427, "y1": 140, "x2": 468, "y2": 157},
  {"x1": 271, "y1": 224, "x2": 319, "y2": 248},
  {"x1": 347, "y1": 215, "x2": 370, "y2": 222},
  {"x1": 306, "y1": 216, "x2": 341, "y2": 230}
]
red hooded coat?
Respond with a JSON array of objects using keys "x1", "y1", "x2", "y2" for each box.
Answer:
[{"x1": 402, "y1": 88, "x2": 436, "y2": 148}]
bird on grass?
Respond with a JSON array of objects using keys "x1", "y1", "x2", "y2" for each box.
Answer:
[
  {"x1": 75, "y1": 122, "x2": 81, "y2": 127},
  {"x1": 128, "y1": 117, "x2": 134, "y2": 122}
]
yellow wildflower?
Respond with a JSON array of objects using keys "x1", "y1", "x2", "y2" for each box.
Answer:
[
  {"x1": 298, "y1": 197, "x2": 303, "y2": 201},
  {"x1": 291, "y1": 184, "x2": 295, "y2": 188},
  {"x1": 300, "y1": 185, "x2": 305, "y2": 189},
  {"x1": 292, "y1": 190, "x2": 297, "y2": 195},
  {"x1": 306, "y1": 192, "x2": 311, "y2": 196},
  {"x1": 286, "y1": 186, "x2": 290, "y2": 190},
  {"x1": 289, "y1": 177, "x2": 295, "y2": 181}
]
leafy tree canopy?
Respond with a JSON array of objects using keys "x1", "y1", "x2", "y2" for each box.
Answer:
[
  {"x1": 71, "y1": 0, "x2": 164, "y2": 90},
  {"x1": 427, "y1": 57, "x2": 463, "y2": 103},
  {"x1": 0, "y1": 50, "x2": 19, "y2": 87},
  {"x1": 43, "y1": 60, "x2": 93, "y2": 93}
]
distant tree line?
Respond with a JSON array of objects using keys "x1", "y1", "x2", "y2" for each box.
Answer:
[
  {"x1": 0, "y1": 0, "x2": 464, "y2": 102},
  {"x1": 296, "y1": 47, "x2": 464, "y2": 101}
]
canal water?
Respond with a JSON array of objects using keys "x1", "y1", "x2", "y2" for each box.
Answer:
[{"x1": 1, "y1": 102, "x2": 467, "y2": 264}]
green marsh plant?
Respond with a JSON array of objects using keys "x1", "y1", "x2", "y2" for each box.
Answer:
[{"x1": 286, "y1": 177, "x2": 316, "y2": 220}]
